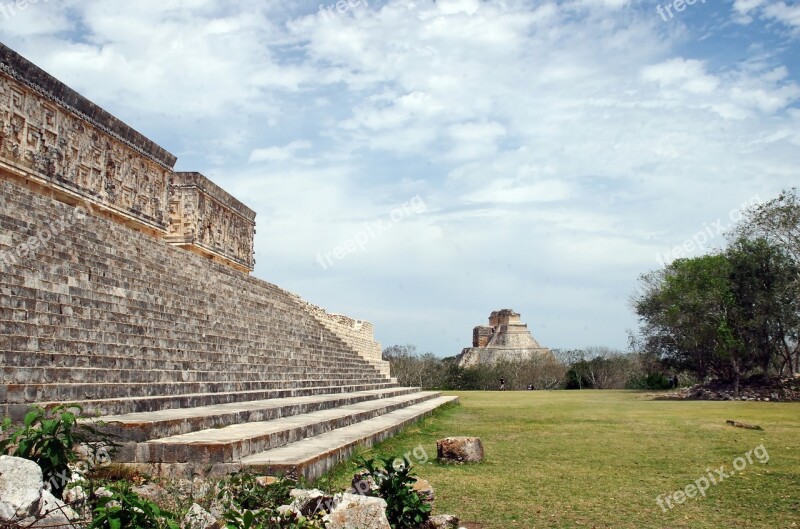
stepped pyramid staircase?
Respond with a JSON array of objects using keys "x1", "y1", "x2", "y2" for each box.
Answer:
[{"x1": 0, "y1": 179, "x2": 457, "y2": 480}]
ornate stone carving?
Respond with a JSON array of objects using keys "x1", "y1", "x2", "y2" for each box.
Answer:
[
  {"x1": 0, "y1": 48, "x2": 175, "y2": 231},
  {"x1": 167, "y1": 172, "x2": 256, "y2": 272}
]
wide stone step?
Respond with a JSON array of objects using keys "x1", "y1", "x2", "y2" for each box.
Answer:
[
  {"x1": 0, "y1": 351, "x2": 380, "y2": 374},
  {"x1": 131, "y1": 391, "x2": 442, "y2": 464},
  {"x1": 1, "y1": 366, "x2": 386, "y2": 384},
  {"x1": 4, "y1": 378, "x2": 393, "y2": 407},
  {"x1": 5, "y1": 382, "x2": 400, "y2": 418},
  {"x1": 241, "y1": 396, "x2": 459, "y2": 481},
  {"x1": 96, "y1": 387, "x2": 422, "y2": 443}
]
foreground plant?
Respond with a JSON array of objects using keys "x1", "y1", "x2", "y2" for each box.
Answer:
[
  {"x1": 0, "y1": 405, "x2": 113, "y2": 498},
  {"x1": 355, "y1": 456, "x2": 431, "y2": 529},
  {"x1": 89, "y1": 482, "x2": 179, "y2": 529},
  {"x1": 216, "y1": 471, "x2": 322, "y2": 529}
]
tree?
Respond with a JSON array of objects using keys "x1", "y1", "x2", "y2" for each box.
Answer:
[
  {"x1": 733, "y1": 188, "x2": 800, "y2": 264},
  {"x1": 731, "y1": 189, "x2": 800, "y2": 374},
  {"x1": 726, "y1": 238, "x2": 800, "y2": 378},
  {"x1": 633, "y1": 240, "x2": 800, "y2": 393},
  {"x1": 633, "y1": 254, "x2": 737, "y2": 383}
]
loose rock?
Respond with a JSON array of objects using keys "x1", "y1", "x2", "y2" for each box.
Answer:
[
  {"x1": 182, "y1": 503, "x2": 219, "y2": 529},
  {"x1": 352, "y1": 469, "x2": 380, "y2": 496},
  {"x1": 323, "y1": 493, "x2": 391, "y2": 529},
  {"x1": 726, "y1": 420, "x2": 763, "y2": 430},
  {"x1": 437, "y1": 437, "x2": 485, "y2": 464},
  {"x1": 412, "y1": 478, "x2": 435, "y2": 506},
  {"x1": 285, "y1": 488, "x2": 334, "y2": 516},
  {"x1": 421, "y1": 514, "x2": 460, "y2": 529},
  {"x1": 0, "y1": 455, "x2": 44, "y2": 522}
]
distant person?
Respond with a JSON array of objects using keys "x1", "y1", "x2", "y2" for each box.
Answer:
[
  {"x1": 671, "y1": 375, "x2": 679, "y2": 389},
  {"x1": 499, "y1": 378, "x2": 506, "y2": 391},
  {"x1": 527, "y1": 384, "x2": 533, "y2": 391}
]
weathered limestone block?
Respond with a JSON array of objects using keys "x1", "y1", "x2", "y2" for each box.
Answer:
[
  {"x1": 421, "y1": 514, "x2": 461, "y2": 529},
  {"x1": 323, "y1": 493, "x2": 391, "y2": 529},
  {"x1": 0, "y1": 455, "x2": 43, "y2": 522},
  {"x1": 412, "y1": 478, "x2": 435, "y2": 506},
  {"x1": 182, "y1": 503, "x2": 220, "y2": 529},
  {"x1": 282, "y1": 488, "x2": 334, "y2": 517},
  {"x1": 31, "y1": 489, "x2": 80, "y2": 526},
  {"x1": 351, "y1": 469, "x2": 380, "y2": 496},
  {"x1": 437, "y1": 437, "x2": 484, "y2": 464}
]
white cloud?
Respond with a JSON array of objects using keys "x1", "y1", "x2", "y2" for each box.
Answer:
[
  {"x1": 5, "y1": 0, "x2": 799, "y2": 353},
  {"x1": 249, "y1": 140, "x2": 313, "y2": 163},
  {"x1": 733, "y1": 0, "x2": 800, "y2": 29}
]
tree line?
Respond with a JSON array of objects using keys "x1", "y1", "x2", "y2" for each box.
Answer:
[
  {"x1": 385, "y1": 188, "x2": 799, "y2": 394},
  {"x1": 632, "y1": 188, "x2": 800, "y2": 396},
  {"x1": 383, "y1": 345, "x2": 674, "y2": 391}
]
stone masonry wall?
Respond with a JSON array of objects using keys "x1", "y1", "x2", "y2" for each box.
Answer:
[
  {"x1": 295, "y1": 297, "x2": 391, "y2": 378},
  {"x1": 0, "y1": 178, "x2": 392, "y2": 416},
  {"x1": 0, "y1": 43, "x2": 255, "y2": 272}
]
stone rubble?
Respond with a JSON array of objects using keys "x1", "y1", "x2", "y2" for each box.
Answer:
[
  {"x1": 182, "y1": 503, "x2": 221, "y2": 529},
  {"x1": 322, "y1": 493, "x2": 391, "y2": 529},
  {"x1": 0, "y1": 456, "x2": 43, "y2": 522},
  {"x1": 657, "y1": 376, "x2": 800, "y2": 402},
  {"x1": 437, "y1": 437, "x2": 485, "y2": 464}
]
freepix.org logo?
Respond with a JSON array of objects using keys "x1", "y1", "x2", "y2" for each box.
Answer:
[
  {"x1": 0, "y1": 0, "x2": 50, "y2": 22},
  {"x1": 316, "y1": 195, "x2": 427, "y2": 271}
]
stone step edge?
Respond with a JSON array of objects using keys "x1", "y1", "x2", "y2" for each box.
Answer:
[
  {"x1": 119, "y1": 396, "x2": 458, "y2": 482},
  {"x1": 3, "y1": 383, "x2": 401, "y2": 418},
  {"x1": 242, "y1": 396, "x2": 459, "y2": 482},
  {"x1": 94, "y1": 387, "x2": 423, "y2": 442},
  {"x1": 131, "y1": 392, "x2": 442, "y2": 464}
]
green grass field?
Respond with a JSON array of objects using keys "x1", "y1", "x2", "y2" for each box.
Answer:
[{"x1": 323, "y1": 391, "x2": 800, "y2": 529}]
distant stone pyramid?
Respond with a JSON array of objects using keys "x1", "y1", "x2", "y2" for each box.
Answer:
[{"x1": 456, "y1": 309, "x2": 553, "y2": 367}]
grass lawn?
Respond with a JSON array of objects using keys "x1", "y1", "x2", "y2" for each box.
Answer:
[{"x1": 322, "y1": 391, "x2": 800, "y2": 529}]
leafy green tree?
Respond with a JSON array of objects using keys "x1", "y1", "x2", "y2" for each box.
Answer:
[
  {"x1": 731, "y1": 189, "x2": 800, "y2": 374},
  {"x1": 726, "y1": 238, "x2": 800, "y2": 379},
  {"x1": 634, "y1": 254, "x2": 736, "y2": 383},
  {"x1": 634, "y1": 238, "x2": 800, "y2": 392}
]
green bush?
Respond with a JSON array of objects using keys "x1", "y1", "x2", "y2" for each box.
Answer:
[
  {"x1": 355, "y1": 456, "x2": 431, "y2": 529},
  {"x1": 626, "y1": 373, "x2": 673, "y2": 390},
  {"x1": 215, "y1": 471, "x2": 321, "y2": 529},
  {"x1": 89, "y1": 482, "x2": 179, "y2": 529},
  {"x1": 0, "y1": 405, "x2": 112, "y2": 498}
]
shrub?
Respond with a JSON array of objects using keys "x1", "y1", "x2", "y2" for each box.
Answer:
[
  {"x1": 626, "y1": 373, "x2": 673, "y2": 390},
  {"x1": 215, "y1": 471, "x2": 321, "y2": 529},
  {"x1": 89, "y1": 482, "x2": 179, "y2": 529},
  {"x1": 0, "y1": 405, "x2": 112, "y2": 498},
  {"x1": 355, "y1": 456, "x2": 431, "y2": 529}
]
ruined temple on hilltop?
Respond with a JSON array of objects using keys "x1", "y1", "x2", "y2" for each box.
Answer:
[{"x1": 456, "y1": 309, "x2": 553, "y2": 367}]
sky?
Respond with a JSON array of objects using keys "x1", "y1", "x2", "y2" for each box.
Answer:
[{"x1": 1, "y1": 0, "x2": 798, "y2": 357}]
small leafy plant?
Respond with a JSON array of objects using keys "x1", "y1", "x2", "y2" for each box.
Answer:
[
  {"x1": 355, "y1": 456, "x2": 432, "y2": 529},
  {"x1": 89, "y1": 482, "x2": 179, "y2": 529},
  {"x1": 215, "y1": 471, "x2": 322, "y2": 529},
  {"x1": 0, "y1": 405, "x2": 113, "y2": 498}
]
